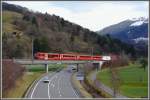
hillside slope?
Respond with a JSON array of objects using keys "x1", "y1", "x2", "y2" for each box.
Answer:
[{"x1": 2, "y1": 2, "x2": 135, "y2": 59}]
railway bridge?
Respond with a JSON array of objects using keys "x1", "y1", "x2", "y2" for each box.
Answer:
[{"x1": 13, "y1": 57, "x2": 111, "y2": 73}]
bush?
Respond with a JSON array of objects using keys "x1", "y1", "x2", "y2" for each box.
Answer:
[{"x1": 2, "y1": 59, "x2": 25, "y2": 97}]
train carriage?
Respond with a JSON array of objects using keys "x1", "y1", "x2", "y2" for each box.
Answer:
[
  {"x1": 92, "y1": 56, "x2": 102, "y2": 61},
  {"x1": 47, "y1": 53, "x2": 60, "y2": 60},
  {"x1": 60, "y1": 54, "x2": 77, "y2": 60},
  {"x1": 35, "y1": 52, "x2": 48, "y2": 60},
  {"x1": 78, "y1": 55, "x2": 92, "y2": 60},
  {"x1": 34, "y1": 52, "x2": 109, "y2": 61}
]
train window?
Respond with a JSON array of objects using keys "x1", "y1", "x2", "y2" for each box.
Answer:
[
  {"x1": 80, "y1": 56, "x2": 91, "y2": 58},
  {"x1": 63, "y1": 55, "x2": 75, "y2": 57},
  {"x1": 39, "y1": 53, "x2": 45, "y2": 56},
  {"x1": 94, "y1": 57, "x2": 100, "y2": 58},
  {"x1": 48, "y1": 54, "x2": 59, "y2": 58}
]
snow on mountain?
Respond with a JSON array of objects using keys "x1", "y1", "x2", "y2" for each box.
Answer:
[
  {"x1": 97, "y1": 17, "x2": 148, "y2": 56},
  {"x1": 130, "y1": 17, "x2": 148, "y2": 21},
  {"x1": 133, "y1": 37, "x2": 148, "y2": 43},
  {"x1": 130, "y1": 21, "x2": 145, "y2": 26},
  {"x1": 130, "y1": 17, "x2": 148, "y2": 26}
]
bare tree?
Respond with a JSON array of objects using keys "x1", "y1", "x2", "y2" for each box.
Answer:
[{"x1": 109, "y1": 61, "x2": 121, "y2": 97}]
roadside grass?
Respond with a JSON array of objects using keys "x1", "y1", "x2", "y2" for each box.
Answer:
[
  {"x1": 2, "y1": 10, "x2": 23, "y2": 23},
  {"x1": 5, "y1": 64, "x2": 65, "y2": 98},
  {"x1": 72, "y1": 73, "x2": 92, "y2": 98},
  {"x1": 25, "y1": 64, "x2": 66, "y2": 72},
  {"x1": 97, "y1": 63, "x2": 148, "y2": 98},
  {"x1": 3, "y1": 11, "x2": 23, "y2": 33},
  {"x1": 5, "y1": 72, "x2": 43, "y2": 98}
]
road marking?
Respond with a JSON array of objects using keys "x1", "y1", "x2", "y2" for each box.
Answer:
[
  {"x1": 48, "y1": 73, "x2": 58, "y2": 98},
  {"x1": 61, "y1": 72, "x2": 78, "y2": 98},
  {"x1": 30, "y1": 72, "x2": 55, "y2": 98},
  {"x1": 57, "y1": 75, "x2": 62, "y2": 97},
  {"x1": 30, "y1": 77, "x2": 45, "y2": 98},
  {"x1": 48, "y1": 76, "x2": 56, "y2": 98},
  {"x1": 30, "y1": 70, "x2": 78, "y2": 98}
]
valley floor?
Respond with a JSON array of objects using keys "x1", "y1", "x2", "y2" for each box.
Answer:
[{"x1": 97, "y1": 63, "x2": 148, "y2": 98}]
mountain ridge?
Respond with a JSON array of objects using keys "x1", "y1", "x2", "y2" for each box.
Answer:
[{"x1": 97, "y1": 17, "x2": 148, "y2": 56}]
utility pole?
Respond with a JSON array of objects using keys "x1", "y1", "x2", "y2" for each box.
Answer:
[
  {"x1": 31, "y1": 37, "x2": 34, "y2": 63},
  {"x1": 92, "y1": 47, "x2": 93, "y2": 56},
  {"x1": 91, "y1": 47, "x2": 93, "y2": 61}
]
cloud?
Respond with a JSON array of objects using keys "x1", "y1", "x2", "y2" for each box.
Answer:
[
  {"x1": 4, "y1": 1, "x2": 52, "y2": 13},
  {"x1": 47, "y1": 1, "x2": 148, "y2": 31},
  {"x1": 4, "y1": 1, "x2": 149, "y2": 31}
]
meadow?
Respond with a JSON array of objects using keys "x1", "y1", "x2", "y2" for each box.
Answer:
[
  {"x1": 97, "y1": 63, "x2": 148, "y2": 98},
  {"x1": 25, "y1": 64, "x2": 66, "y2": 72}
]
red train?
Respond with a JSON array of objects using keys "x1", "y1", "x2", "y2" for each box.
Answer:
[{"x1": 34, "y1": 52, "x2": 104, "y2": 61}]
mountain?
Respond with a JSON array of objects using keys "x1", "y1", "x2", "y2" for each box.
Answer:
[
  {"x1": 2, "y1": 2, "x2": 136, "y2": 59},
  {"x1": 97, "y1": 17, "x2": 148, "y2": 56}
]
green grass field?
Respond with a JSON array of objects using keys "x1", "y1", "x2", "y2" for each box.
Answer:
[
  {"x1": 97, "y1": 64, "x2": 148, "y2": 98},
  {"x1": 24, "y1": 64, "x2": 66, "y2": 72}
]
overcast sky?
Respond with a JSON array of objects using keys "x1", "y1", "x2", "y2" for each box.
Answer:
[{"x1": 5, "y1": 1, "x2": 149, "y2": 31}]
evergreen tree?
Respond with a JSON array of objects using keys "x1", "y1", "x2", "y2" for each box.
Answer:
[
  {"x1": 34, "y1": 36, "x2": 51, "y2": 53},
  {"x1": 32, "y1": 16, "x2": 38, "y2": 27}
]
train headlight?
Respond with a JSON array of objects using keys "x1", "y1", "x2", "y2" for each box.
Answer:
[{"x1": 102, "y1": 56, "x2": 111, "y2": 60}]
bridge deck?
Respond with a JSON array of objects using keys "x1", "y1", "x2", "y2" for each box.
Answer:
[{"x1": 13, "y1": 59, "x2": 101, "y2": 64}]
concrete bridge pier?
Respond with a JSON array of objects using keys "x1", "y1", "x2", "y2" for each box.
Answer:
[
  {"x1": 76, "y1": 63, "x2": 79, "y2": 72},
  {"x1": 93, "y1": 61, "x2": 105, "y2": 71},
  {"x1": 93, "y1": 63, "x2": 99, "y2": 71},
  {"x1": 45, "y1": 64, "x2": 49, "y2": 73},
  {"x1": 99, "y1": 61, "x2": 105, "y2": 70}
]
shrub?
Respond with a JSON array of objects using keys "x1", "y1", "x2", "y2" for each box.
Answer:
[{"x1": 2, "y1": 59, "x2": 25, "y2": 97}]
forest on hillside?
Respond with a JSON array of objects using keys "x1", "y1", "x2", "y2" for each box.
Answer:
[{"x1": 2, "y1": 2, "x2": 136, "y2": 59}]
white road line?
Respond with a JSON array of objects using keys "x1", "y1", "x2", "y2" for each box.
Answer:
[
  {"x1": 57, "y1": 76, "x2": 62, "y2": 97},
  {"x1": 48, "y1": 81, "x2": 50, "y2": 98},
  {"x1": 30, "y1": 77, "x2": 45, "y2": 98},
  {"x1": 48, "y1": 76, "x2": 56, "y2": 98},
  {"x1": 48, "y1": 73, "x2": 58, "y2": 98},
  {"x1": 62, "y1": 72, "x2": 78, "y2": 98},
  {"x1": 31, "y1": 73, "x2": 55, "y2": 98}
]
